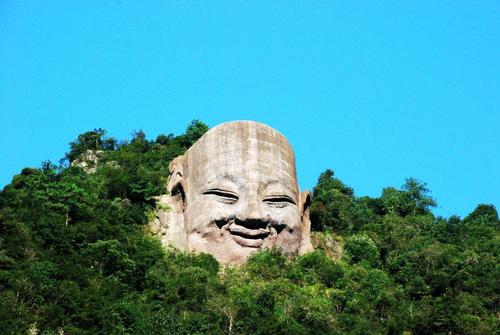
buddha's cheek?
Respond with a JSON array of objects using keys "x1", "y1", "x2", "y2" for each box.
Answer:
[
  {"x1": 185, "y1": 197, "x2": 234, "y2": 235},
  {"x1": 262, "y1": 207, "x2": 302, "y2": 252}
]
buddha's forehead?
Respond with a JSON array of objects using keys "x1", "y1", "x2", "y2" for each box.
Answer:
[{"x1": 184, "y1": 121, "x2": 299, "y2": 195}]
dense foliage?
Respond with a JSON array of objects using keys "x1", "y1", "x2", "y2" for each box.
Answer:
[{"x1": 0, "y1": 121, "x2": 498, "y2": 334}]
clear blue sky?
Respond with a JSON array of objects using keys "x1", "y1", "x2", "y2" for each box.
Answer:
[{"x1": 1, "y1": 1, "x2": 499, "y2": 218}]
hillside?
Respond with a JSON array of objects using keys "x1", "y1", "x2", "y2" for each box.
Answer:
[{"x1": 0, "y1": 121, "x2": 498, "y2": 335}]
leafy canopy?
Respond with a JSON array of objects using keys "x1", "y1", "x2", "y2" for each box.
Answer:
[{"x1": 0, "y1": 121, "x2": 498, "y2": 334}]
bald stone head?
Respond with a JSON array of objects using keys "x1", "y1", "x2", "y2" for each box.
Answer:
[{"x1": 152, "y1": 121, "x2": 313, "y2": 264}]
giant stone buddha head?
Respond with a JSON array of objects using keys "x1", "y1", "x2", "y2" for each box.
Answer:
[{"x1": 151, "y1": 121, "x2": 313, "y2": 264}]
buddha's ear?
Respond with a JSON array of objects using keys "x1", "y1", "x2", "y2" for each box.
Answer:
[
  {"x1": 151, "y1": 155, "x2": 188, "y2": 250},
  {"x1": 299, "y1": 190, "x2": 314, "y2": 254},
  {"x1": 167, "y1": 155, "x2": 187, "y2": 212}
]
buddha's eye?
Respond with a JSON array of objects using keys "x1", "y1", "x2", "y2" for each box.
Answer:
[
  {"x1": 263, "y1": 195, "x2": 296, "y2": 207},
  {"x1": 203, "y1": 189, "x2": 239, "y2": 203}
]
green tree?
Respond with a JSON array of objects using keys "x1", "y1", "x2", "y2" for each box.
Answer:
[
  {"x1": 344, "y1": 234, "x2": 380, "y2": 267},
  {"x1": 181, "y1": 119, "x2": 209, "y2": 148},
  {"x1": 380, "y1": 178, "x2": 436, "y2": 216},
  {"x1": 66, "y1": 128, "x2": 106, "y2": 162},
  {"x1": 310, "y1": 169, "x2": 356, "y2": 232}
]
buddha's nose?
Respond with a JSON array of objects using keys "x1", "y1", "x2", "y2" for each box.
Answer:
[{"x1": 239, "y1": 198, "x2": 267, "y2": 224}]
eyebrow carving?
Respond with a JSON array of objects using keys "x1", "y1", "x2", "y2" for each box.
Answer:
[
  {"x1": 203, "y1": 188, "x2": 239, "y2": 200},
  {"x1": 263, "y1": 179, "x2": 297, "y2": 198}
]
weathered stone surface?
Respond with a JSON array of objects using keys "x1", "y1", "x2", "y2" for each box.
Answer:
[{"x1": 151, "y1": 121, "x2": 313, "y2": 264}]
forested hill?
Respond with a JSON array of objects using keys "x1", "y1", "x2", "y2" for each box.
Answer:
[{"x1": 1, "y1": 120, "x2": 498, "y2": 335}]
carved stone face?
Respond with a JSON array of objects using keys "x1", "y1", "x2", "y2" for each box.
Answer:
[{"x1": 153, "y1": 121, "x2": 313, "y2": 264}]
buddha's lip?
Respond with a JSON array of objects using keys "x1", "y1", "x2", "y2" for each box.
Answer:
[{"x1": 228, "y1": 223, "x2": 270, "y2": 248}]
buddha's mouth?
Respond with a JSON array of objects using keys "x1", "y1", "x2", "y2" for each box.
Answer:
[
  {"x1": 214, "y1": 218, "x2": 286, "y2": 248},
  {"x1": 228, "y1": 223, "x2": 270, "y2": 247}
]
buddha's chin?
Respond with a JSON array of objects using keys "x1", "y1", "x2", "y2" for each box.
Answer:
[{"x1": 210, "y1": 243, "x2": 258, "y2": 265}]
